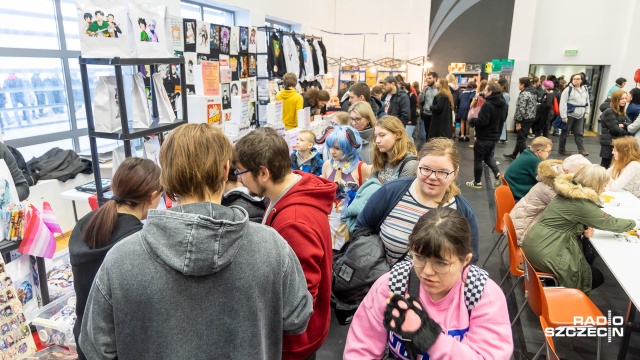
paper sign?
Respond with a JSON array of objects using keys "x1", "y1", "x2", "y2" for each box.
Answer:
[
  {"x1": 219, "y1": 54, "x2": 229, "y2": 67},
  {"x1": 201, "y1": 61, "x2": 220, "y2": 96},
  {"x1": 207, "y1": 97, "x2": 222, "y2": 126},
  {"x1": 220, "y1": 68, "x2": 232, "y2": 83},
  {"x1": 168, "y1": 14, "x2": 184, "y2": 52}
]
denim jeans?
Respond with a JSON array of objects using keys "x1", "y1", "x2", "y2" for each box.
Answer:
[
  {"x1": 559, "y1": 116, "x2": 585, "y2": 151},
  {"x1": 405, "y1": 125, "x2": 416, "y2": 144},
  {"x1": 474, "y1": 139, "x2": 500, "y2": 183}
]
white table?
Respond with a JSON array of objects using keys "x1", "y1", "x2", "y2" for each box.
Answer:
[
  {"x1": 590, "y1": 190, "x2": 640, "y2": 359},
  {"x1": 60, "y1": 189, "x2": 93, "y2": 222}
]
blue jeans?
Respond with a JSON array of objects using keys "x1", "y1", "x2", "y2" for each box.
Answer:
[{"x1": 405, "y1": 125, "x2": 416, "y2": 143}]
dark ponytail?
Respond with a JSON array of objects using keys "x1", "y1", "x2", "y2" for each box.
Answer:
[{"x1": 82, "y1": 158, "x2": 161, "y2": 249}]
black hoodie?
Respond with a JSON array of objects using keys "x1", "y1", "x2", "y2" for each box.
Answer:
[{"x1": 470, "y1": 92, "x2": 507, "y2": 141}]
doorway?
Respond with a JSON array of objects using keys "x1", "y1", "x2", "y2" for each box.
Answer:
[{"x1": 529, "y1": 64, "x2": 606, "y2": 133}]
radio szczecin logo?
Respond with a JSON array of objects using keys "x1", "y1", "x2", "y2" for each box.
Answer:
[{"x1": 544, "y1": 311, "x2": 624, "y2": 342}]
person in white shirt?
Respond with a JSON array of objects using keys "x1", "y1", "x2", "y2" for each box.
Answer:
[{"x1": 608, "y1": 136, "x2": 640, "y2": 198}]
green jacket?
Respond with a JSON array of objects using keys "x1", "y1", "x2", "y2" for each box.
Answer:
[
  {"x1": 522, "y1": 174, "x2": 635, "y2": 295},
  {"x1": 504, "y1": 148, "x2": 541, "y2": 200}
]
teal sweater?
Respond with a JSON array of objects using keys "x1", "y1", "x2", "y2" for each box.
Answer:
[{"x1": 504, "y1": 148, "x2": 541, "y2": 200}]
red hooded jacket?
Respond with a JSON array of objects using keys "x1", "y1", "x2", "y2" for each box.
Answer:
[{"x1": 264, "y1": 171, "x2": 336, "y2": 359}]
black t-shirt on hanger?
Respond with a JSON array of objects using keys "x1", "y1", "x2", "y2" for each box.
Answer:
[
  {"x1": 307, "y1": 39, "x2": 320, "y2": 77},
  {"x1": 267, "y1": 32, "x2": 286, "y2": 77},
  {"x1": 317, "y1": 40, "x2": 328, "y2": 73}
]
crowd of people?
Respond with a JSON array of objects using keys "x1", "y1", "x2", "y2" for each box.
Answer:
[
  {"x1": 0, "y1": 73, "x2": 67, "y2": 128},
  {"x1": 61, "y1": 70, "x2": 640, "y2": 359}
]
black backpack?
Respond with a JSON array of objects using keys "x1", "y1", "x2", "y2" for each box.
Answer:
[{"x1": 7, "y1": 146, "x2": 37, "y2": 186}]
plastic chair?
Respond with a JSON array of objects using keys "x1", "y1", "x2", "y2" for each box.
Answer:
[
  {"x1": 499, "y1": 213, "x2": 556, "y2": 300},
  {"x1": 517, "y1": 255, "x2": 603, "y2": 360},
  {"x1": 481, "y1": 184, "x2": 515, "y2": 268},
  {"x1": 540, "y1": 316, "x2": 560, "y2": 360}
]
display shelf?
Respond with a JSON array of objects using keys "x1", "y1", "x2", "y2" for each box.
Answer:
[
  {"x1": 0, "y1": 240, "x2": 50, "y2": 305},
  {"x1": 452, "y1": 71, "x2": 481, "y2": 75},
  {"x1": 339, "y1": 70, "x2": 366, "y2": 73},
  {"x1": 79, "y1": 57, "x2": 184, "y2": 66},
  {"x1": 89, "y1": 120, "x2": 188, "y2": 140},
  {"x1": 0, "y1": 239, "x2": 19, "y2": 253}
]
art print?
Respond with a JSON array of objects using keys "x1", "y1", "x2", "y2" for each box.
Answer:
[
  {"x1": 241, "y1": 80, "x2": 248, "y2": 95},
  {"x1": 240, "y1": 55, "x2": 249, "y2": 79},
  {"x1": 248, "y1": 77, "x2": 256, "y2": 102},
  {"x1": 210, "y1": 24, "x2": 220, "y2": 50},
  {"x1": 185, "y1": 21, "x2": 196, "y2": 44},
  {"x1": 184, "y1": 52, "x2": 198, "y2": 85},
  {"x1": 230, "y1": 81, "x2": 240, "y2": 97},
  {"x1": 82, "y1": 10, "x2": 121, "y2": 38},
  {"x1": 196, "y1": 21, "x2": 210, "y2": 54},
  {"x1": 137, "y1": 17, "x2": 158, "y2": 42},
  {"x1": 229, "y1": 56, "x2": 239, "y2": 81},
  {"x1": 239, "y1": 26, "x2": 248, "y2": 53},
  {"x1": 230, "y1": 26, "x2": 239, "y2": 55},
  {"x1": 248, "y1": 54, "x2": 257, "y2": 77},
  {"x1": 248, "y1": 27, "x2": 257, "y2": 53},
  {"x1": 220, "y1": 26, "x2": 230, "y2": 54},
  {"x1": 221, "y1": 84, "x2": 231, "y2": 110},
  {"x1": 168, "y1": 14, "x2": 184, "y2": 52}
]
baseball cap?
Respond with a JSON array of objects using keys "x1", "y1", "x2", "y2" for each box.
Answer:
[{"x1": 380, "y1": 75, "x2": 397, "y2": 84}]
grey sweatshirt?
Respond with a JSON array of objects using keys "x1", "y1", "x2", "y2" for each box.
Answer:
[{"x1": 79, "y1": 202, "x2": 312, "y2": 360}]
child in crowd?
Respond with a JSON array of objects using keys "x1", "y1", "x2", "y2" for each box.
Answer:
[
  {"x1": 276, "y1": 72, "x2": 303, "y2": 129},
  {"x1": 221, "y1": 165, "x2": 268, "y2": 223},
  {"x1": 331, "y1": 111, "x2": 350, "y2": 126},
  {"x1": 345, "y1": 207, "x2": 513, "y2": 359},
  {"x1": 607, "y1": 136, "x2": 640, "y2": 197},
  {"x1": 320, "y1": 125, "x2": 370, "y2": 250},
  {"x1": 504, "y1": 136, "x2": 553, "y2": 201},
  {"x1": 370, "y1": 116, "x2": 418, "y2": 184},
  {"x1": 290, "y1": 130, "x2": 323, "y2": 176}
]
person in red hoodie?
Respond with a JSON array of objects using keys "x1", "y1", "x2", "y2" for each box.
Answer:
[{"x1": 234, "y1": 127, "x2": 336, "y2": 360}]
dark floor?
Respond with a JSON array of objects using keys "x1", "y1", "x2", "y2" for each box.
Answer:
[{"x1": 318, "y1": 133, "x2": 640, "y2": 360}]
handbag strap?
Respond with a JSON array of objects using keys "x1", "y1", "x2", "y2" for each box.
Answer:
[{"x1": 357, "y1": 161, "x2": 364, "y2": 186}]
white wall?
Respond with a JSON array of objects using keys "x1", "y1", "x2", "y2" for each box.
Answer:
[{"x1": 506, "y1": 0, "x2": 640, "y2": 130}]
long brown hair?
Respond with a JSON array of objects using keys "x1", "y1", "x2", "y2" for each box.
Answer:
[
  {"x1": 304, "y1": 88, "x2": 330, "y2": 108},
  {"x1": 372, "y1": 116, "x2": 417, "y2": 171},
  {"x1": 610, "y1": 90, "x2": 627, "y2": 116},
  {"x1": 610, "y1": 136, "x2": 640, "y2": 179},
  {"x1": 83, "y1": 158, "x2": 161, "y2": 249},
  {"x1": 437, "y1": 79, "x2": 454, "y2": 109},
  {"x1": 418, "y1": 138, "x2": 460, "y2": 204}
]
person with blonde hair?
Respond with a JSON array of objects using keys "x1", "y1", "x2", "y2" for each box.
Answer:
[
  {"x1": 79, "y1": 124, "x2": 313, "y2": 359},
  {"x1": 355, "y1": 137, "x2": 480, "y2": 264},
  {"x1": 599, "y1": 89, "x2": 631, "y2": 168},
  {"x1": 608, "y1": 136, "x2": 640, "y2": 197},
  {"x1": 428, "y1": 79, "x2": 454, "y2": 140},
  {"x1": 276, "y1": 72, "x2": 303, "y2": 129},
  {"x1": 523, "y1": 164, "x2": 637, "y2": 294},
  {"x1": 330, "y1": 111, "x2": 350, "y2": 126},
  {"x1": 504, "y1": 136, "x2": 553, "y2": 201},
  {"x1": 349, "y1": 101, "x2": 377, "y2": 164},
  {"x1": 370, "y1": 116, "x2": 418, "y2": 184}
]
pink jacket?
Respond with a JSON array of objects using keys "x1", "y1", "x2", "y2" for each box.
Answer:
[{"x1": 344, "y1": 269, "x2": 513, "y2": 359}]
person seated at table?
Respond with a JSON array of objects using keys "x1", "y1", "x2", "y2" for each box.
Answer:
[
  {"x1": 504, "y1": 136, "x2": 553, "y2": 201},
  {"x1": 607, "y1": 136, "x2": 640, "y2": 198},
  {"x1": 511, "y1": 154, "x2": 591, "y2": 245},
  {"x1": 522, "y1": 164, "x2": 638, "y2": 295}
]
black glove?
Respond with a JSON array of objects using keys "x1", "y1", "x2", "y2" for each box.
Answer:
[{"x1": 383, "y1": 293, "x2": 441, "y2": 360}]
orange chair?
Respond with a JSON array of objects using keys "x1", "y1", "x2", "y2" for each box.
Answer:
[
  {"x1": 499, "y1": 213, "x2": 556, "y2": 301},
  {"x1": 539, "y1": 316, "x2": 560, "y2": 360},
  {"x1": 481, "y1": 184, "x2": 515, "y2": 268},
  {"x1": 515, "y1": 255, "x2": 603, "y2": 359}
]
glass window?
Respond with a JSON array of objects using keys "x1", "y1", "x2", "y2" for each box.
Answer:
[
  {"x1": 17, "y1": 138, "x2": 74, "y2": 160},
  {"x1": 265, "y1": 20, "x2": 291, "y2": 32},
  {"x1": 78, "y1": 136, "x2": 120, "y2": 155},
  {"x1": 60, "y1": 0, "x2": 81, "y2": 51},
  {"x1": 180, "y1": 2, "x2": 201, "y2": 20},
  {"x1": 181, "y1": 2, "x2": 234, "y2": 25},
  {"x1": 0, "y1": 57, "x2": 71, "y2": 141},
  {"x1": 0, "y1": 1, "x2": 60, "y2": 50},
  {"x1": 203, "y1": 7, "x2": 233, "y2": 25},
  {"x1": 68, "y1": 62, "x2": 116, "y2": 129}
]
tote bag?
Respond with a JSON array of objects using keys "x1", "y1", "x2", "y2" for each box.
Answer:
[
  {"x1": 131, "y1": 73, "x2": 151, "y2": 128},
  {"x1": 127, "y1": 1, "x2": 173, "y2": 58},
  {"x1": 152, "y1": 73, "x2": 177, "y2": 124},
  {"x1": 93, "y1": 76, "x2": 122, "y2": 133},
  {"x1": 77, "y1": 0, "x2": 134, "y2": 58}
]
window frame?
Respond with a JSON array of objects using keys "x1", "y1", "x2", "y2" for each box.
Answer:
[
  {"x1": 180, "y1": 0, "x2": 235, "y2": 25},
  {"x1": 265, "y1": 19, "x2": 291, "y2": 32}
]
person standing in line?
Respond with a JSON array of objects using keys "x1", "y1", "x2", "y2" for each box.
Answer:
[
  {"x1": 558, "y1": 73, "x2": 590, "y2": 156},
  {"x1": 466, "y1": 82, "x2": 506, "y2": 189},
  {"x1": 370, "y1": 85, "x2": 386, "y2": 119},
  {"x1": 626, "y1": 87, "x2": 640, "y2": 122},
  {"x1": 234, "y1": 127, "x2": 335, "y2": 360},
  {"x1": 419, "y1": 72, "x2": 438, "y2": 145},
  {"x1": 403, "y1": 82, "x2": 420, "y2": 143},
  {"x1": 456, "y1": 81, "x2": 476, "y2": 142},
  {"x1": 498, "y1": 78, "x2": 510, "y2": 143},
  {"x1": 503, "y1": 77, "x2": 538, "y2": 160},
  {"x1": 380, "y1": 75, "x2": 412, "y2": 137},
  {"x1": 428, "y1": 79, "x2": 454, "y2": 140},
  {"x1": 79, "y1": 124, "x2": 313, "y2": 360},
  {"x1": 276, "y1": 73, "x2": 304, "y2": 129},
  {"x1": 599, "y1": 90, "x2": 630, "y2": 168},
  {"x1": 370, "y1": 116, "x2": 418, "y2": 185},
  {"x1": 608, "y1": 77, "x2": 627, "y2": 98}
]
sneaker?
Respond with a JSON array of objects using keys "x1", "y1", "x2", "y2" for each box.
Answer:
[
  {"x1": 458, "y1": 137, "x2": 465, "y2": 142},
  {"x1": 503, "y1": 154, "x2": 516, "y2": 160},
  {"x1": 528, "y1": 134, "x2": 535, "y2": 139},
  {"x1": 469, "y1": 144, "x2": 474, "y2": 148},
  {"x1": 466, "y1": 181, "x2": 482, "y2": 189},
  {"x1": 579, "y1": 148, "x2": 590, "y2": 156},
  {"x1": 494, "y1": 174, "x2": 503, "y2": 187},
  {"x1": 499, "y1": 140, "x2": 507, "y2": 144},
  {"x1": 496, "y1": 161, "x2": 501, "y2": 165},
  {"x1": 558, "y1": 150, "x2": 571, "y2": 156}
]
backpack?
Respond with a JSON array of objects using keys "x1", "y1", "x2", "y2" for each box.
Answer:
[
  {"x1": 565, "y1": 86, "x2": 588, "y2": 113},
  {"x1": 552, "y1": 96, "x2": 560, "y2": 116},
  {"x1": 7, "y1": 146, "x2": 37, "y2": 186}
]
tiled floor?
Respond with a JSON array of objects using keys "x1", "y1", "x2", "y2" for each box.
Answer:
[{"x1": 318, "y1": 133, "x2": 640, "y2": 359}]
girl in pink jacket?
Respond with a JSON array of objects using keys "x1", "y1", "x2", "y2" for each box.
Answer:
[{"x1": 344, "y1": 207, "x2": 513, "y2": 359}]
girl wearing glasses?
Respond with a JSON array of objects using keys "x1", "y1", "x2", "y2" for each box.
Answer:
[
  {"x1": 348, "y1": 101, "x2": 377, "y2": 165},
  {"x1": 345, "y1": 207, "x2": 513, "y2": 359},
  {"x1": 70, "y1": 157, "x2": 162, "y2": 360},
  {"x1": 355, "y1": 137, "x2": 479, "y2": 264},
  {"x1": 371, "y1": 116, "x2": 418, "y2": 184}
]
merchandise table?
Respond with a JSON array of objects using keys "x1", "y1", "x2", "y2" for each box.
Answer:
[
  {"x1": 590, "y1": 190, "x2": 640, "y2": 360},
  {"x1": 60, "y1": 189, "x2": 93, "y2": 223}
]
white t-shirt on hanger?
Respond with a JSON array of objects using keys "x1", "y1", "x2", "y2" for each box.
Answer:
[
  {"x1": 313, "y1": 39, "x2": 325, "y2": 76},
  {"x1": 282, "y1": 36, "x2": 300, "y2": 78},
  {"x1": 302, "y1": 40, "x2": 315, "y2": 82}
]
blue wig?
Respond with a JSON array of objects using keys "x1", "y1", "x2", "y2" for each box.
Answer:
[{"x1": 326, "y1": 125, "x2": 363, "y2": 173}]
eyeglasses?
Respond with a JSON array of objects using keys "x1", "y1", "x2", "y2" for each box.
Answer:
[
  {"x1": 234, "y1": 169, "x2": 251, "y2": 177},
  {"x1": 411, "y1": 252, "x2": 458, "y2": 274},
  {"x1": 418, "y1": 166, "x2": 457, "y2": 179},
  {"x1": 349, "y1": 116, "x2": 363, "y2": 123}
]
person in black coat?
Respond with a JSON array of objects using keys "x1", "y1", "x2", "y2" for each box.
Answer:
[
  {"x1": 381, "y1": 76, "x2": 411, "y2": 126},
  {"x1": 222, "y1": 165, "x2": 268, "y2": 222},
  {"x1": 599, "y1": 90, "x2": 631, "y2": 168},
  {"x1": 69, "y1": 158, "x2": 163, "y2": 360},
  {"x1": 467, "y1": 82, "x2": 506, "y2": 188},
  {"x1": 428, "y1": 78, "x2": 454, "y2": 140}
]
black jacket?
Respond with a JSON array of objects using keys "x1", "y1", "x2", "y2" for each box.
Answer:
[
  {"x1": 70, "y1": 211, "x2": 143, "y2": 360},
  {"x1": 387, "y1": 89, "x2": 412, "y2": 125},
  {"x1": 599, "y1": 100, "x2": 630, "y2": 158},
  {"x1": 470, "y1": 93, "x2": 507, "y2": 141},
  {"x1": 371, "y1": 97, "x2": 385, "y2": 119},
  {"x1": 450, "y1": 86, "x2": 463, "y2": 113},
  {"x1": 428, "y1": 93, "x2": 453, "y2": 139},
  {"x1": 267, "y1": 32, "x2": 286, "y2": 77},
  {"x1": 222, "y1": 189, "x2": 268, "y2": 223},
  {"x1": 340, "y1": 98, "x2": 381, "y2": 117}
]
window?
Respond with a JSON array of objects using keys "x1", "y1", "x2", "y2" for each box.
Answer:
[
  {"x1": 180, "y1": 1, "x2": 234, "y2": 25},
  {"x1": 265, "y1": 19, "x2": 291, "y2": 32}
]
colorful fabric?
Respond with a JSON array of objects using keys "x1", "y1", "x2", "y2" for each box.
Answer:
[
  {"x1": 42, "y1": 201, "x2": 63, "y2": 236},
  {"x1": 18, "y1": 205, "x2": 56, "y2": 259}
]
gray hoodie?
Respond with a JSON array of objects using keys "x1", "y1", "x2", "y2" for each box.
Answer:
[{"x1": 79, "y1": 203, "x2": 312, "y2": 360}]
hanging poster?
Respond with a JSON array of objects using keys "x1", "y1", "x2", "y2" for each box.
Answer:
[
  {"x1": 219, "y1": 26, "x2": 230, "y2": 55},
  {"x1": 168, "y1": 14, "x2": 184, "y2": 52},
  {"x1": 249, "y1": 101, "x2": 256, "y2": 124},
  {"x1": 248, "y1": 54, "x2": 257, "y2": 77},
  {"x1": 210, "y1": 24, "x2": 220, "y2": 51},
  {"x1": 220, "y1": 68, "x2": 232, "y2": 83},
  {"x1": 207, "y1": 97, "x2": 222, "y2": 126},
  {"x1": 76, "y1": 0, "x2": 132, "y2": 58},
  {"x1": 195, "y1": 21, "x2": 210, "y2": 54},
  {"x1": 240, "y1": 79, "x2": 248, "y2": 95},
  {"x1": 248, "y1": 77, "x2": 256, "y2": 102},
  {"x1": 230, "y1": 26, "x2": 239, "y2": 55},
  {"x1": 201, "y1": 61, "x2": 220, "y2": 97},
  {"x1": 240, "y1": 55, "x2": 248, "y2": 79},
  {"x1": 183, "y1": 18, "x2": 196, "y2": 52},
  {"x1": 222, "y1": 109, "x2": 232, "y2": 122},
  {"x1": 219, "y1": 54, "x2": 229, "y2": 67},
  {"x1": 229, "y1": 56, "x2": 239, "y2": 81},
  {"x1": 239, "y1": 26, "x2": 249, "y2": 53},
  {"x1": 184, "y1": 52, "x2": 197, "y2": 85},
  {"x1": 248, "y1": 27, "x2": 257, "y2": 53},
  {"x1": 221, "y1": 84, "x2": 231, "y2": 110},
  {"x1": 230, "y1": 81, "x2": 240, "y2": 97}
]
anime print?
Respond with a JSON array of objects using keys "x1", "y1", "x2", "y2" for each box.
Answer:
[
  {"x1": 196, "y1": 21, "x2": 209, "y2": 53},
  {"x1": 221, "y1": 84, "x2": 231, "y2": 110},
  {"x1": 220, "y1": 26, "x2": 230, "y2": 54},
  {"x1": 240, "y1": 55, "x2": 248, "y2": 79},
  {"x1": 85, "y1": 10, "x2": 110, "y2": 37},
  {"x1": 138, "y1": 18, "x2": 150, "y2": 42},
  {"x1": 240, "y1": 27, "x2": 248, "y2": 52},
  {"x1": 248, "y1": 54, "x2": 257, "y2": 77},
  {"x1": 210, "y1": 24, "x2": 220, "y2": 50},
  {"x1": 185, "y1": 21, "x2": 196, "y2": 44}
]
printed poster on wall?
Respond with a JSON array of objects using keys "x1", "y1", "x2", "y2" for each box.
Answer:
[
  {"x1": 240, "y1": 79, "x2": 248, "y2": 95},
  {"x1": 220, "y1": 67, "x2": 232, "y2": 83},
  {"x1": 219, "y1": 26, "x2": 230, "y2": 55},
  {"x1": 230, "y1": 80, "x2": 240, "y2": 97},
  {"x1": 223, "y1": 109, "x2": 232, "y2": 122},
  {"x1": 248, "y1": 54, "x2": 256, "y2": 77},
  {"x1": 221, "y1": 83, "x2": 231, "y2": 109},
  {"x1": 239, "y1": 55, "x2": 248, "y2": 79},
  {"x1": 248, "y1": 77, "x2": 256, "y2": 102},
  {"x1": 207, "y1": 97, "x2": 222, "y2": 126},
  {"x1": 219, "y1": 54, "x2": 229, "y2": 67},
  {"x1": 184, "y1": 52, "x2": 197, "y2": 85},
  {"x1": 229, "y1": 56, "x2": 239, "y2": 81},
  {"x1": 201, "y1": 61, "x2": 220, "y2": 97},
  {"x1": 230, "y1": 26, "x2": 239, "y2": 55},
  {"x1": 183, "y1": 18, "x2": 196, "y2": 52},
  {"x1": 239, "y1": 26, "x2": 248, "y2": 53},
  {"x1": 248, "y1": 27, "x2": 257, "y2": 53},
  {"x1": 168, "y1": 14, "x2": 184, "y2": 52},
  {"x1": 195, "y1": 21, "x2": 210, "y2": 54},
  {"x1": 210, "y1": 24, "x2": 220, "y2": 52}
]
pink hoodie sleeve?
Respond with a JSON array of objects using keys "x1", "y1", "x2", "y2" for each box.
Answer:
[
  {"x1": 427, "y1": 279, "x2": 514, "y2": 359},
  {"x1": 343, "y1": 273, "x2": 391, "y2": 359}
]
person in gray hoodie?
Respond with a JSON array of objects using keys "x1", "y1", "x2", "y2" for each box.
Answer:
[{"x1": 79, "y1": 124, "x2": 312, "y2": 360}]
